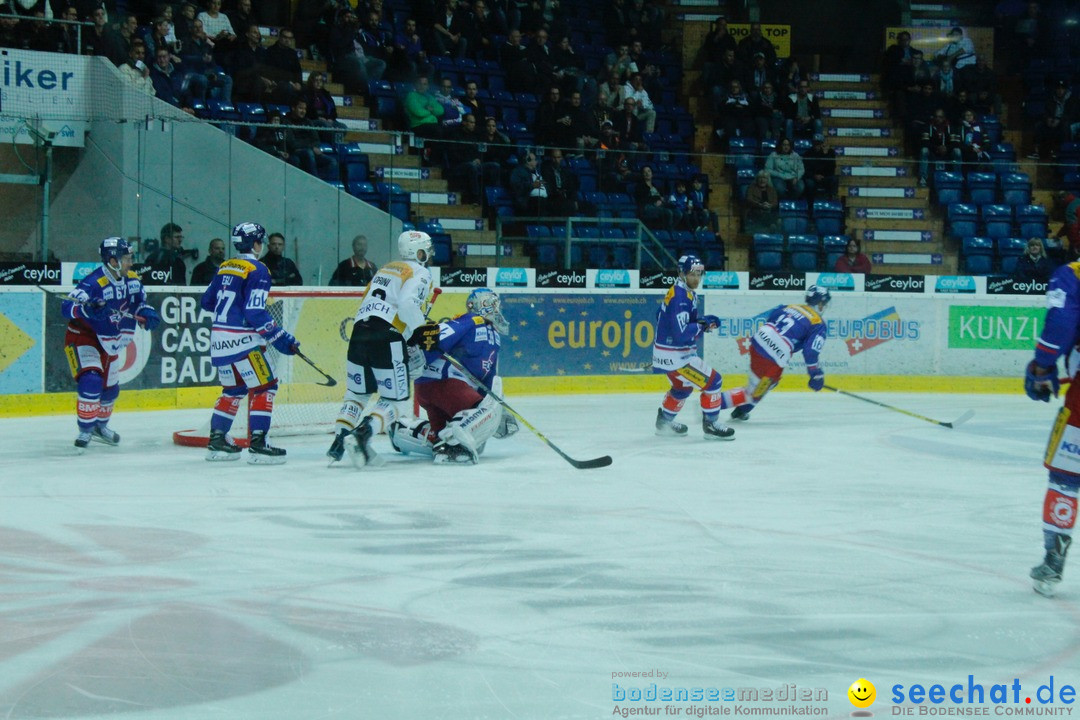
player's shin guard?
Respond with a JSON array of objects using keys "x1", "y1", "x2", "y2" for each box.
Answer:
[
  {"x1": 211, "y1": 387, "x2": 246, "y2": 435},
  {"x1": 76, "y1": 371, "x2": 103, "y2": 434},
  {"x1": 1032, "y1": 473, "x2": 1078, "y2": 596},
  {"x1": 329, "y1": 395, "x2": 367, "y2": 463},
  {"x1": 248, "y1": 384, "x2": 276, "y2": 435}
]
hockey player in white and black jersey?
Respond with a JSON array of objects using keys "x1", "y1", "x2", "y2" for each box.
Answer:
[{"x1": 327, "y1": 230, "x2": 436, "y2": 468}]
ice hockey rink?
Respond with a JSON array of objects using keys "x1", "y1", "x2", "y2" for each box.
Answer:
[{"x1": 0, "y1": 390, "x2": 1076, "y2": 719}]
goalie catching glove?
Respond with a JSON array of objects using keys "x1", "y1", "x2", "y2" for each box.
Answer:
[
  {"x1": 1025, "y1": 361, "x2": 1060, "y2": 402},
  {"x1": 408, "y1": 322, "x2": 441, "y2": 351}
]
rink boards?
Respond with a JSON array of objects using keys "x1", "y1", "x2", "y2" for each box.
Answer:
[{"x1": 0, "y1": 275, "x2": 1045, "y2": 416}]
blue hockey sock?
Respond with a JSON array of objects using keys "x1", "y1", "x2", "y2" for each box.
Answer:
[{"x1": 76, "y1": 372, "x2": 103, "y2": 433}]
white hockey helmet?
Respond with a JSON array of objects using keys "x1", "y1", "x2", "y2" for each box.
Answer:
[{"x1": 398, "y1": 230, "x2": 433, "y2": 264}]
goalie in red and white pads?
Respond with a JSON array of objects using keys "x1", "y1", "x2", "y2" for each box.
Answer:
[{"x1": 390, "y1": 287, "x2": 518, "y2": 464}]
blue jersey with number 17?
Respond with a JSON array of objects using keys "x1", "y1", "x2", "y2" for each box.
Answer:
[{"x1": 200, "y1": 253, "x2": 281, "y2": 366}]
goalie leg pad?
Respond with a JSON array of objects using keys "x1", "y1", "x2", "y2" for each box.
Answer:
[
  {"x1": 389, "y1": 420, "x2": 435, "y2": 457},
  {"x1": 443, "y1": 394, "x2": 503, "y2": 464}
]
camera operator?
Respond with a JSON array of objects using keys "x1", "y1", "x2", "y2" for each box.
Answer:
[{"x1": 145, "y1": 222, "x2": 193, "y2": 284}]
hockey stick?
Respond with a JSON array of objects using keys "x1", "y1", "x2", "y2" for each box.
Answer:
[
  {"x1": 823, "y1": 385, "x2": 974, "y2": 429},
  {"x1": 295, "y1": 350, "x2": 337, "y2": 387},
  {"x1": 439, "y1": 352, "x2": 613, "y2": 469}
]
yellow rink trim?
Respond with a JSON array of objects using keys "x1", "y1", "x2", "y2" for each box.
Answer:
[{"x1": 0, "y1": 375, "x2": 1022, "y2": 417}]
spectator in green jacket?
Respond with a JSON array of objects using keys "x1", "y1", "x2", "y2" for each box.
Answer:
[{"x1": 404, "y1": 75, "x2": 444, "y2": 141}]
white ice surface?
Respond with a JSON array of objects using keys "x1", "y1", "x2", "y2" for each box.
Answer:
[{"x1": 0, "y1": 391, "x2": 1076, "y2": 719}]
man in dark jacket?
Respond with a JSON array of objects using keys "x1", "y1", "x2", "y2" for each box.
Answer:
[
  {"x1": 803, "y1": 134, "x2": 838, "y2": 200},
  {"x1": 145, "y1": 222, "x2": 188, "y2": 285},
  {"x1": 263, "y1": 232, "x2": 303, "y2": 285}
]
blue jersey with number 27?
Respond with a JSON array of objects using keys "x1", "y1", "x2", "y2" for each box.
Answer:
[{"x1": 200, "y1": 253, "x2": 280, "y2": 366}]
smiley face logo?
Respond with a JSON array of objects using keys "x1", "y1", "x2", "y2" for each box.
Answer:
[{"x1": 848, "y1": 678, "x2": 876, "y2": 709}]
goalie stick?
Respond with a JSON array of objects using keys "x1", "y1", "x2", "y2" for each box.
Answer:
[
  {"x1": 439, "y1": 352, "x2": 613, "y2": 470},
  {"x1": 823, "y1": 385, "x2": 974, "y2": 429}
]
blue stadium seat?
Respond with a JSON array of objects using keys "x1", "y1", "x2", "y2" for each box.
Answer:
[
  {"x1": 1001, "y1": 172, "x2": 1032, "y2": 206},
  {"x1": 787, "y1": 235, "x2": 820, "y2": 272},
  {"x1": 779, "y1": 200, "x2": 809, "y2": 235},
  {"x1": 981, "y1": 205, "x2": 1014, "y2": 239},
  {"x1": 934, "y1": 172, "x2": 964, "y2": 205},
  {"x1": 1017, "y1": 204, "x2": 1049, "y2": 238},
  {"x1": 822, "y1": 235, "x2": 850, "y2": 270},
  {"x1": 961, "y1": 236, "x2": 995, "y2": 275},
  {"x1": 967, "y1": 173, "x2": 998, "y2": 205},
  {"x1": 753, "y1": 233, "x2": 785, "y2": 272},
  {"x1": 997, "y1": 237, "x2": 1027, "y2": 274},
  {"x1": 947, "y1": 203, "x2": 979, "y2": 239}
]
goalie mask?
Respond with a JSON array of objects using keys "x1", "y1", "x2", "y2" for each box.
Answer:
[{"x1": 466, "y1": 288, "x2": 509, "y2": 334}]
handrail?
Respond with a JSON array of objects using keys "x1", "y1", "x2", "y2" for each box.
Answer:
[{"x1": 495, "y1": 214, "x2": 678, "y2": 270}]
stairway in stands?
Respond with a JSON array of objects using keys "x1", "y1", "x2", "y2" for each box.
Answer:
[
  {"x1": 811, "y1": 71, "x2": 955, "y2": 275},
  {"x1": 299, "y1": 59, "x2": 505, "y2": 267}
]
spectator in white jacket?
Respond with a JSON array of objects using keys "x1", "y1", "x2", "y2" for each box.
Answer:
[{"x1": 622, "y1": 72, "x2": 656, "y2": 133}]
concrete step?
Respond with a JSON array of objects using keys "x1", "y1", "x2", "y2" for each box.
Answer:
[
  {"x1": 863, "y1": 238, "x2": 944, "y2": 253},
  {"x1": 870, "y1": 250, "x2": 945, "y2": 268},
  {"x1": 414, "y1": 203, "x2": 480, "y2": 220},
  {"x1": 835, "y1": 146, "x2": 901, "y2": 158},
  {"x1": 829, "y1": 126, "x2": 895, "y2": 139},
  {"x1": 851, "y1": 206, "x2": 929, "y2": 221},
  {"x1": 840, "y1": 164, "x2": 911, "y2": 179},
  {"x1": 836, "y1": 155, "x2": 906, "y2": 167},
  {"x1": 872, "y1": 260, "x2": 956, "y2": 276},
  {"x1": 812, "y1": 81, "x2": 878, "y2": 92},
  {"x1": 366, "y1": 151, "x2": 418, "y2": 168},
  {"x1": 858, "y1": 229, "x2": 937, "y2": 243},
  {"x1": 848, "y1": 218, "x2": 943, "y2": 232},
  {"x1": 839, "y1": 173, "x2": 913, "y2": 188},
  {"x1": 451, "y1": 229, "x2": 498, "y2": 244},
  {"x1": 816, "y1": 89, "x2": 881, "y2": 101},
  {"x1": 822, "y1": 107, "x2": 886, "y2": 121},
  {"x1": 820, "y1": 98, "x2": 889, "y2": 111},
  {"x1": 827, "y1": 115, "x2": 895, "y2": 128},
  {"x1": 809, "y1": 72, "x2": 881, "y2": 84},
  {"x1": 845, "y1": 191, "x2": 927, "y2": 208},
  {"x1": 846, "y1": 185, "x2": 926, "y2": 200},
  {"x1": 830, "y1": 135, "x2": 901, "y2": 148},
  {"x1": 337, "y1": 106, "x2": 372, "y2": 121}
]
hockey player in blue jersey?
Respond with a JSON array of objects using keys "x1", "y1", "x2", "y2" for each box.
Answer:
[
  {"x1": 720, "y1": 285, "x2": 830, "y2": 421},
  {"x1": 390, "y1": 287, "x2": 518, "y2": 464},
  {"x1": 1025, "y1": 261, "x2": 1080, "y2": 596},
  {"x1": 200, "y1": 221, "x2": 299, "y2": 464},
  {"x1": 653, "y1": 254, "x2": 734, "y2": 440},
  {"x1": 62, "y1": 237, "x2": 161, "y2": 451}
]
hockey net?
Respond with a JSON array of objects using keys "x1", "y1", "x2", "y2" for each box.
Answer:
[{"x1": 173, "y1": 290, "x2": 363, "y2": 448}]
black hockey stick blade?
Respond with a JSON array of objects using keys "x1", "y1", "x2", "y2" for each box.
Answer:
[{"x1": 295, "y1": 350, "x2": 337, "y2": 387}]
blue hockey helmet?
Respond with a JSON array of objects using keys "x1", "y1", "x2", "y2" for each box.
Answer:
[
  {"x1": 805, "y1": 284, "x2": 832, "y2": 311},
  {"x1": 231, "y1": 221, "x2": 266, "y2": 253},
  {"x1": 99, "y1": 236, "x2": 132, "y2": 264},
  {"x1": 677, "y1": 254, "x2": 704, "y2": 276},
  {"x1": 466, "y1": 287, "x2": 509, "y2": 333}
]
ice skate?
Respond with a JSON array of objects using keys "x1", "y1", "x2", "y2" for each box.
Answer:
[
  {"x1": 1031, "y1": 535, "x2": 1071, "y2": 597},
  {"x1": 91, "y1": 425, "x2": 120, "y2": 445},
  {"x1": 74, "y1": 430, "x2": 92, "y2": 453},
  {"x1": 206, "y1": 430, "x2": 242, "y2": 461},
  {"x1": 703, "y1": 418, "x2": 735, "y2": 440},
  {"x1": 247, "y1": 431, "x2": 286, "y2": 465},
  {"x1": 655, "y1": 408, "x2": 688, "y2": 437},
  {"x1": 730, "y1": 405, "x2": 753, "y2": 421},
  {"x1": 432, "y1": 441, "x2": 475, "y2": 464},
  {"x1": 345, "y1": 417, "x2": 384, "y2": 468},
  {"x1": 326, "y1": 429, "x2": 348, "y2": 463}
]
